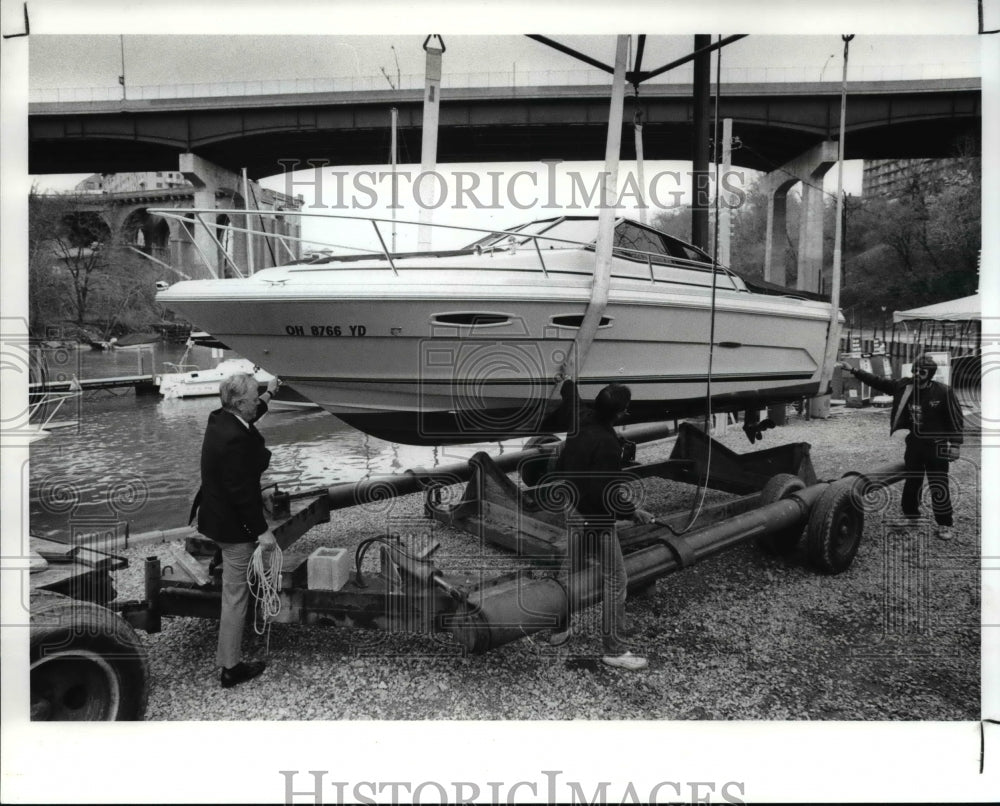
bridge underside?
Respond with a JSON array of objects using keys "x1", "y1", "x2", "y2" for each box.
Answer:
[
  {"x1": 30, "y1": 117, "x2": 979, "y2": 180},
  {"x1": 29, "y1": 81, "x2": 980, "y2": 178}
]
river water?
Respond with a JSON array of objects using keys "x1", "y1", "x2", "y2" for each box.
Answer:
[{"x1": 28, "y1": 342, "x2": 525, "y2": 542}]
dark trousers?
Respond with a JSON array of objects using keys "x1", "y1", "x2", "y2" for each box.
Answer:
[
  {"x1": 901, "y1": 436, "x2": 953, "y2": 526},
  {"x1": 561, "y1": 516, "x2": 628, "y2": 654}
]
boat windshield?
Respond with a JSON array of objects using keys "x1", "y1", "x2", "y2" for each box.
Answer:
[
  {"x1": 464, "y1": 217, "x2": 714, "y2": 267},
  {"x1": 465, "y1": 217, "x2": 599, "y2": 250}
]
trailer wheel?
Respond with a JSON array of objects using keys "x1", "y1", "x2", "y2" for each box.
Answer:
[
  {"x1": 30, "y1": 591, "x2": 150, "y2": 721},
  {"x1": 755, "y1": 473, "x2": 807, "y2": 555},
  {"x1": 520, "y1": 434, "x2": 561, "y2": 488},
  {"x1": 805, "y1": 479, "x2": 864, "y2": 574}
]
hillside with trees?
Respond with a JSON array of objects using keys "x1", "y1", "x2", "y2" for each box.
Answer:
[
  {"x1": 652, "y1": 151, "x2": 980, "y2": 329},
  {"x1": 29, "y1": 191, "x2": 167, "y2": 341}
]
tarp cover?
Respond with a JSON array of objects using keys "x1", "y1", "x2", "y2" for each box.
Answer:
[{"x1": 893, "y1": 293, "x2": 980, "y2": 323}]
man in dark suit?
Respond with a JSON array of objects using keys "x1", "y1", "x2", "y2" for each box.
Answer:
[
  {"x1": 198, "y1": 372, "x2": 278, "y2": 687},
  {"x1": 839, "y1": 353, "x2": 964, "y2": 539}
]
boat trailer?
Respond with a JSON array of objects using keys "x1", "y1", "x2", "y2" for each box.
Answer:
[{"x1": 29, "y1": 422, "x2": 907, "y2": 719}]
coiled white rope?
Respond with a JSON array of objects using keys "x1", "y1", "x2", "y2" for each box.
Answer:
[{"x1": 247, "y1": 544, "x2": 283, "y2": 640}]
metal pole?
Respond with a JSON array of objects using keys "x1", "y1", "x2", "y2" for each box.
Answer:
[
  {"x1": 830, "y1": 36, "x2": 853, "y2": 331},
  {"x1": 691, "y1": 34, "x2": 712, "y2": 252},
  {"x1": 390, "y1": 107, "x2": 398, "y2": 254},
  {"x1": 719, "y1": 117, "x2": 733, "y2": 268},
  {"x1": 242, "y1": 167, "x2": 255, "y2": 276},
  {"x1": 812, "y1": 34, "x2": 853, "y2": 416},
  {"x1": 278, "y1": 421, "x2": 678, "y2": 510}
]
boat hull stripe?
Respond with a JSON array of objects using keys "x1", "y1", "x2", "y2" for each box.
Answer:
[{"x1": 281, "y1": 372, "x2": 815, "y2": 385}]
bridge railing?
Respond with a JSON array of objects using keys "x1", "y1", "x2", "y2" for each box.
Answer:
[{"x1": 30, "y1": 62, "x2": 979, "y2": 103}]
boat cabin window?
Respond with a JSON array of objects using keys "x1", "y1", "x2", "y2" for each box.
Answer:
[
  {"x1": 550, "y1": 314, "x2": 613, "y2": 329},
  {"x1": 663, "y1": 235, "x2": 712, "y2": 265},
  {"x1": 612, "y1": 222, "x2": 672, "y2": 264},
  {"x1": 431, "y1": 312, "x2": 511, "y2": 327}
]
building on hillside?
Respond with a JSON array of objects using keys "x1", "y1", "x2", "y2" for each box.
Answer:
[
  {"x1": 861, "y1": 158, "x2": 967, "y2": 199},
  {"x1": 75, "y1": 172, "x2": 191, "y2": 194}
]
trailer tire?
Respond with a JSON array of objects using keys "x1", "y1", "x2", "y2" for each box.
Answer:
[
  {"x1": 755, "y1": 474, "x2": 807, "y2": 555},
  {"x1": 30, "y1": 590, "x2": 150, "y2": 721},
  {"x1": 805, "y1": 479, "x2": 864, "y2": 574}
]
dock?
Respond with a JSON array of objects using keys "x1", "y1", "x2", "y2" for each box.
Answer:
[{"x1": 29, "y1": 375, "x2": 159, "y2": 395}]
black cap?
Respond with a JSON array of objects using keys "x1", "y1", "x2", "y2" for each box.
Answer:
[{"x1": 915, "y1": 354, "x2": 938, "y2": 378}]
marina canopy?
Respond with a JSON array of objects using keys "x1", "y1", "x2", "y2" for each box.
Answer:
[{"x1": 893, "y1": 293, "x2": 980, "y2": 324}]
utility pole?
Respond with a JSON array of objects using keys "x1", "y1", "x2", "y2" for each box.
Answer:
[
  {"x1": 390, "y1": 107, "x2": 398, "y2": 253},
  {"x1": 811, "y1": 33, "x2": 854, "y2": 418},
  {"x1": 691, "y1": 34, "x2": 712, "y2": 252}
]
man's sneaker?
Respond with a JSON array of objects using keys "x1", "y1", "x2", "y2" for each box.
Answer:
[
  {"x1": 936, "y1": 526, "x2": 954, "y2": 541},
  {"x1": 220, "y1": 660, "x2": 266, "y2": 688},
  {"x1": 602, "y1": 651, "x2": 648, "y2": 671}
]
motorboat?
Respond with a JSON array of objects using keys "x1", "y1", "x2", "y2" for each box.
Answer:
[
  {"x1": 157, "y1": 356, "x2": 274, "y2": 399},
  {"x1": 156, "y1": 214, "x2": 839, "y2": 443}
]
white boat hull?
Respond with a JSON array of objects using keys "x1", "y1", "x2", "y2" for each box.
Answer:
[{"x1": 159, "y1": 250, "x2": 834, "y2": 442}]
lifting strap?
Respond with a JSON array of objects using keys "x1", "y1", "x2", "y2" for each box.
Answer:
[{"x1": 553, "y1": 35, "x2": 628, "y2": 394}]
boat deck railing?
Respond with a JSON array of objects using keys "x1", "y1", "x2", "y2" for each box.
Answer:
[
  {"x1": 27, "y1": 382, "x2": 82, "y2": 431},
  {"x1": 150, "y1": 208, "x2": 750, "y2": 291}
]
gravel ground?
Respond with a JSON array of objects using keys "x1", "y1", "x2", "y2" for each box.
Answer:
[{"x1": 110, "y1": 405, "x2": 981, "y2": 721}]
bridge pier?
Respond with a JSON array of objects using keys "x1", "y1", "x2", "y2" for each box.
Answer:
[
  {"x1": 760, "y1": 140, "x2": 837, "y2": 293},
  {"x1": 179, "y1": 153, "x2": 245, "y2": 279},
  {"x1": 176, "y1": 154, "x2": 302, "y2": 279}
]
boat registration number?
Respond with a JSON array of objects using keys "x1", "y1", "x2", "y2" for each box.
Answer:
[{"x1": 285, "y1": 324, "x2": 367, "y2": 337}]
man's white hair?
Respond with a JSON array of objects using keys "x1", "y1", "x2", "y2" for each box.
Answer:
[{"x1": 220, "y1": 373, "x2": 257, "y2": 411}]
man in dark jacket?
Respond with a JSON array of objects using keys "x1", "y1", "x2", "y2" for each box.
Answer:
[
  {"x1": 550, "y1": 383, "x2": 654, "y2": 670},
  {"x1": 198, "y1": 372, "x2": 278, "y2": 687},
  {"x1": 839, "y1": 354, "x2": 964, "y2": 538}
]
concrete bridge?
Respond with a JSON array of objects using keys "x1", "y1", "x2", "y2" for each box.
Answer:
[
  {"x1": 30, "y1": 78, "x2": 980, "y2": 179},
  {"x1": 63, "y1": 155, "x2": 303, "y2": 281}
]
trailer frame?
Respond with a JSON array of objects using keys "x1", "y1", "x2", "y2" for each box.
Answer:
[{"x1": 29, "y1": 421, "x2": 908, "y2": 719}]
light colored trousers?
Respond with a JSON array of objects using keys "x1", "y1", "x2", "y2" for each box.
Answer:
[{"x1": 216, "y1": 541, "x2": 256, "y2": 669}]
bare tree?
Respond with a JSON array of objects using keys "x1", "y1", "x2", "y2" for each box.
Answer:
[{"x1": 29, "y1": 190, "x2": 164, "y2": 339}]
